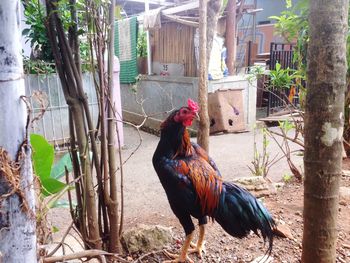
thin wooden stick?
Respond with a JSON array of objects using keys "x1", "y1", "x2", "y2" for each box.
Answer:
[
  {"x1": 43, "y1": 250, "x2": 128, "y2": 263},
  {"x1": 134, "y1": 249, "x2": 167, "y2": 262},
  {"x1": 47, "y1": 221, "x2": 74, "y2": 257},
  {"x1": 67, "y1": 233, "x2": 85, "y2": 249}
]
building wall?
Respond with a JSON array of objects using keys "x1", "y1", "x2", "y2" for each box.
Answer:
[
  {"x1": 120, "y1": 75, "x2": 257, "y2": 131},
  {"x1": 236, "y1": 0, "x2": 296, "y2": 68},
  {"x1": 256, "y1": 0, "x2": 299, "y2": 24},
  {"x1": 150, "y1": 22, "x2": 197, "y2": 77}
]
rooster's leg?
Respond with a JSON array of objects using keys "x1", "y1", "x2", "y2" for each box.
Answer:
[
  {"x1": 163, "y1": 232, "x2": 194, "y2": 263},
  {"x1": 188, "y1": 224, "x2": 206, "y2": 258}
]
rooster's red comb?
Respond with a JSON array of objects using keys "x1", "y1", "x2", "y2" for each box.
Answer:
[{"x1": 187, "y1": 99, "x2": 199, "y2": 112}]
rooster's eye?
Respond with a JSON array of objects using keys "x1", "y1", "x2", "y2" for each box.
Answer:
[{"x1": 182, "y1": 109, "x2": 188, "y2": 114}]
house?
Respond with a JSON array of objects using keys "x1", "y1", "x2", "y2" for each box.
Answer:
[
  {"x1": 116, "y1": 1, "x2": 261, "y2": 133},
  {"x1": 116, "y1": 0, "x2": 298, "y2": 131},
  {"x1": 117, "y1": 0, "x2": 296, "y2": 77}
]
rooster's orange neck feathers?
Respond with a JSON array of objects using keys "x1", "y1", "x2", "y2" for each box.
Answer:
[
  {"x1": 173, "y1": 129, "x2": 222, "y2": 216},
  {"x1": 173, "y1": 129, "x2": 193, "y2": 158}
]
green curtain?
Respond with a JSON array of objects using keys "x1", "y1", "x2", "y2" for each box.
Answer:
[{"x1": 114, "y1": 17, "x2": 138, "y2": 83}]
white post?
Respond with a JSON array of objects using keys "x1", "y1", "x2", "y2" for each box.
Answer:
[
  {"x1": 252, "y1": 0, "x2": 257, "y2": 43},
  {"x1": 113, "y1": 56, "x2": 124, "y2": 147},
  {"x1": 145, "y1": 0, "x2": 152, "y2": 75},
  {"x1": 0, "y1": 1, "x2": 36, "y2": 262}
]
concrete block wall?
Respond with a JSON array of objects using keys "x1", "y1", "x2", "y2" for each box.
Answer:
[
  {"x1": 120, "y1": 76, "x2": 198, "y2": 131},
  {"x1": 121, "y1": 75, "x2": 257, "y2": 132}
]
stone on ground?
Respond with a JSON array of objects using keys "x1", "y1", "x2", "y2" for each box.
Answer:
[
  {"x1": 339, "y1": 186, "x2": 350, "y2": 199},
  {"x1": 251, "y1": 255, "x2": 274, "y2": 263},
  {"x1": 121, "y1": 224, "x2": 173, "y2": 253},
  {"x1": 273, "y1": 222, "x2": 294, "y2": 239},
  {"x1": 232, "y1": 176, "x2": 276, "y2": 197}
]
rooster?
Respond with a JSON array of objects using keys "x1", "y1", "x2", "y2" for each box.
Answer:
[{"x1": 152, "y1": 99, "x2": 275, "y2": 263}]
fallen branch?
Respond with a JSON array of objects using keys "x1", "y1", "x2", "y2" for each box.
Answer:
[
  {"x1": 43, "y1": 249, "x2": 128, "y2": 263},
  {"x1": 342, "y1": 243, "x2": 350, "y2": 249},
  {"x1": 133, "y1": 249, "x2": 167, "y2": 262}
]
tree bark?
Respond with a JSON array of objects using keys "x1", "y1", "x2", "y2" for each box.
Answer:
[
  {"x1": 197, "y1": 0, "x2": 222, "y2": 152},
  {"x1": 0, "y1": 1, "x2": 36, "y2": 262},
  {"x1": 226, "y1": 0, "x2": 236, "y2": 75},
  {"x1": 206, "y1": 0, "x2": 222, "y2": 66},
  {"x1": 197, "y1": 0, "x2": 210, "y2": 152},
  {"x1": 302, "y1": 1, "x2": 348, "y2": 262},
  {"x1": 107, "y1": 0, "x2": 121, "y2": 253}
]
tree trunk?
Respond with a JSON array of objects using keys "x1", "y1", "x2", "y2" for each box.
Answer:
[
  {"x1": 206, "y1": 0, "x2": 222, "y2": 66},
  {"x1": 197, "y1": 0, "x2": 222, "y2": 152},
  {"x1": 0, "y1": 1, "x2": 37, "y2": 262},
  {"x1": 226, "y1": 0, "x2": 236, "y2": 75},
  {"x1": 302, "y1": 1, "x2": 348, "y2": 262},
  {"x1": 70, "y1": 103, "x2": 102, "y2": 249},
  {"x1": 107, "y1": 0, "x2": 121, "y2": 253},
  {"x1": 197, "y1": 0, "x2": 210, "y2": 152}
]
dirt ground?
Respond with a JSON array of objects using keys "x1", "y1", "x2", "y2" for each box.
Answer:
[
  {"x1": 50, "y1": 128, "x2": 350, "y2": 262},
  {"x1": 123, "y1": 174, "x2": 350, "y2": 263}
]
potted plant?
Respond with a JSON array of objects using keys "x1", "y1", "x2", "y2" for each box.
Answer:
[{"x1": 137, "y1": 29, "x2": 148, "y2": 74}]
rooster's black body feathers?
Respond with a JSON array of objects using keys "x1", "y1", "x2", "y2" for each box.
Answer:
[{"x1": 153, "y1": 107, "x2": 275, "y2": 255}]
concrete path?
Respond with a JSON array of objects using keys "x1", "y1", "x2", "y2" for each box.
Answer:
[{"x1": 121, "y1": 125, "x2": 303, "y2": 222}]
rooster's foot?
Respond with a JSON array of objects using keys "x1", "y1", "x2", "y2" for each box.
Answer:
[
  {"x1": 162, "y1": 249, "x2": 194, "y2": 263},
  {"x1": 189, "y1": 242, "x2": 198, "y2": 249},
  {"x1": 188, "y1": 242, "x2": 206, "y2": 259}
]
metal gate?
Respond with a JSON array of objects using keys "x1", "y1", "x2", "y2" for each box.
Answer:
[{"x1": 267, "y1": 42, "x2": 299, "y2": 116}]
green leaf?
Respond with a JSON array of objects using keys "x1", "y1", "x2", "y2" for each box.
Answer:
[
  {"x1": 22, "y1": 28, "x2": 30, "y2": 36},
  {"x1": 52, "y1": 226, "x2": 60, "y2": 233},
  {"x1": 279, "y1": 120, "x2": 295, "y2": 132},
  {"x1": 285, "y1": 0, "x2": 292, "y2": 8},
  {"x1": 50, "y1": 152, "x2": 73, "y2": 180},
  {"x1": 30, "y1": 134, "x2": 54, "y2": 179},
  {"x1": 283, "y1": 173, "x2": 292, "y2": 182},
  {"x1": 275, "y1": 62, "x2": 281, "y2": 71},
  {"x1": 40, "y1": 177, "x2": 66, "y2": 196},
  {"x1": 269, "y1": 15, "x2": 281, "y2": 21}
]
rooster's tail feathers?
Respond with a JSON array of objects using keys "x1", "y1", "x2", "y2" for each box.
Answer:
[{"x1": 214, "y1": 182, "x2": 275, "y2": 255}]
